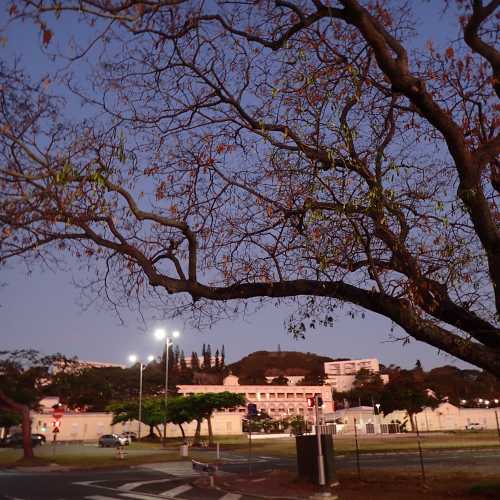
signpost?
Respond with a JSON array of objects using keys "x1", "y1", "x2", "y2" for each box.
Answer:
[
  {"x1": 314, "y1": 393, "x2": 326, "y2": 487},
  {"x1": 51, "y1": 405, "x2": 64, "y2": 457},
  {"x1": 247, "y1": 403, "x2": 257, "y2": 476}
]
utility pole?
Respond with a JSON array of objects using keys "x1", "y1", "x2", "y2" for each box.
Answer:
[{"x1": 315, "y1": 393, "x2": 326, "y2": 487}]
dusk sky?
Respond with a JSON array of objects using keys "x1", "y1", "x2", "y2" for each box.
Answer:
[{"x1": 1, "y1": 2, "x2": 473, "y2": 371}]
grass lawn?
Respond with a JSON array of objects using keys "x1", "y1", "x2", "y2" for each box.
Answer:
[
  {"x1": 220, "y1": 430, "x2": 500, "y2": 457},
  {"x1": 0, "y1": 441, "x2": 220, "y2": 468},
  {"x1": 0, "y1": 430, "x2": 498, "y2": 468}
]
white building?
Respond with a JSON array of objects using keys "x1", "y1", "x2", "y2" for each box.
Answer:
[
  {"x1": 324, "y1": 358, "x2": 389, "y2": 392},
  {"x1": 383, "y1": 402, "x2": 500, "y2": 432},
  {"x1": 178, "y1": 374, "x2": 333, "y2": 420},
  {"x1": 326, "y1": 402, "x2": 500, "y2": 434},
  {"x1": 52, "y1": 360, "x2": 126, "y2": 374},
  {"x1": 184, "y1": 356, "x2": 217, "y2": 368},
  {"x1": 264, "y1": 375, "x2": 305, "y2": 385}
]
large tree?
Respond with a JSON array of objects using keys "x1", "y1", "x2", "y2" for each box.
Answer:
[
  {"x1": 1, "y1": 1, "x2": 499, "y2": 374},
  {"x1": 380, "y1": 369, "x2": 438, "y2": 431},
  {"x1": 0, "y1": 350, "x2": 68, "y2": 459}
]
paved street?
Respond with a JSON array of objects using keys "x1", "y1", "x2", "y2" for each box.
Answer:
[
  {"x1": 0, "y1": 462, "x2": 260, "y2": 500},
  {"x1": 1, "y1": 449, "x2": 499, "y2": 499}
]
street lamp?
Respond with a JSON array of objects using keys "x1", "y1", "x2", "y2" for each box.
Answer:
[
  {"x1": 128, "y1": 354, "x2": 155, "y2": 441},
  {"x1": 154, "y1": 328, "x2": 180, "y2": 445}
]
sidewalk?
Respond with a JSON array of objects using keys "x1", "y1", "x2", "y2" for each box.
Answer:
[{"x1": 194, "y1": 469, "x2": 335, "y2": 500}]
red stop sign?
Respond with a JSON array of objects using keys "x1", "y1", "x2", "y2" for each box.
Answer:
[{"x1": 53, "y1": 407, "x2": 64, "y2": 419}]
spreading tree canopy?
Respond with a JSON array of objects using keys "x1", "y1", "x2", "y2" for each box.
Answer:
[{"x1": 1, "y1": 1, "x2": 499, "y2": 374}]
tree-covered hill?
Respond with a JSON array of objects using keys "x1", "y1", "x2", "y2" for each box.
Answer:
[{"x1": 228, "y1": 350, "x2": 346, "y2": 381}]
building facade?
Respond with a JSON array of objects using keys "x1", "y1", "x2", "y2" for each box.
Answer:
[
  {"x1": 326, "y1": 402, "x2": 500, "y2": 434},
  {"x1": 324, "y1": 358, "x2": 389, "y2": 392},
  {"x1": 178, "y1": 374, "x2": 333, "y2": 420}
]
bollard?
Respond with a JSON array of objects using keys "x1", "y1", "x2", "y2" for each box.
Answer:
[
  {"x1": 216, "y1": 442, "x2": 220, "y2": 460},
  {"x1": 116, "y1": 445, "x2": 126, "y2": 459}
]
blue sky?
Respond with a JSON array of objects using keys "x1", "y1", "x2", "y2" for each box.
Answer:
[{"x1": 0, "y1": 2, "x2": 473, "y2": 370}]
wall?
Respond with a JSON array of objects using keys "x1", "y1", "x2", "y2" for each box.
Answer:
[
  {"x1": 382, "y1": 403, "x2": 500, "y2": 431},
  {"x1": 30, "y1": 412, "x2": 243, "y2": 442},
  {"x1": 178, "y1": 379, "x2": 333, "y2": 419}
]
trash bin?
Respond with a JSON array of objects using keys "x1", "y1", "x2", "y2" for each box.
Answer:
[
  {"x1": 180, "y1": 444, "x2": 189, "y2": 457},
  {"x1": 296, "y1": 434, "x2": 337, "y2": 485}
]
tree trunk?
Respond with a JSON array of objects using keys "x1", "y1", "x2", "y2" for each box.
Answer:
[
  {"x1": 207, "y1": 414, "x2": 214, "y2": 447},
  {"x1": 21, "y1": 406, "x2": 34, "y2": 459},
  {"x1": 148, "y1": 425, "x2": 156, "y2": 439},
  {"x1": 0, "y1": 390, "x2": 33, "y2": 460},
  {"x1": 193, "y1": 419, "x2": 201, "y2": 446},
  {"x1": 178, "y1": 424, "x2": 185, "y2": 440},
  {"x1": 408, "y1": 412, "x2": 416, "y2": 433}
]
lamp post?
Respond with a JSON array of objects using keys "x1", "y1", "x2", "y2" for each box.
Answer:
[
  {"x1": 154, "y1": 328, "x2": 180, "y2": 446},
  {"x1": 129, "y1": 354, "x2": 155, "y2": 441}
]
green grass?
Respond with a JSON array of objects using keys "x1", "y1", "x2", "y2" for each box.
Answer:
[
  {"x1": 0, "y1": 430, "x2": 498, "y2": 468},
  {"x1": 469, "y1": 480, "x2": 500, "y2": 497},
  {"x1": 219, "y1": 430, "x2": 500, "y2": 457}
]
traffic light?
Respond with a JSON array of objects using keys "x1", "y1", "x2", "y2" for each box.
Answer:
[
  {"x1": 247, "y1": 403, "x2": 258, "y2": 416},
  {"x1": 306, "y1": 397, "x2": 315, "y2": 408},
  {"x1": 317, "y1": 396, "x2": 324, "y2": 407}
]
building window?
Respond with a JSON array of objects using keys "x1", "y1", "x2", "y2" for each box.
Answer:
[
  {"x1": 286, "y1": 393, "x2": 294, "y2": 399},
  {"x1": 277, "y1": 393, "x2": 285, "y2": 398},
  {"x1": 248, "y1": 393, "x2": 256, "y2": 398},
  {"x1": 296, "y1": 393, "x2": 304, "y2": 398},
  {"x1": 268, "y1": 393, "x2": 276, "y2": 398}
]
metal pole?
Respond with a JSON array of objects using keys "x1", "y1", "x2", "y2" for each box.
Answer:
[
  {"x1": 315, "y1": 394, "x2": 326, "y2": 486},
  {"x1": 164, "y1": 337, "x2": 169, "y2": 447},
  {"x1": 415, "y1": 417, "x2": 426, "y2": 484},
  {"x1": 248, "y1": 416, "x2": 252, "y2": 476},
  {"x1": 138, "y1": 363, "x2": 143, "y2": 441},
  {"x1": 353, "y1": 417, "x2": 361, "y2": 480},
  {"x1": 495, "y1": 411, "x2": 500, "y2": 446}
]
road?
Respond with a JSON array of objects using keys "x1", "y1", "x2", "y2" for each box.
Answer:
[{"x1": 1, "y1": 448, "x2": 499, "y2": 499}]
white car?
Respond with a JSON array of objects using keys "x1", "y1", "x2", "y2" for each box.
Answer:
[{"x1": 465, "y1": 422, "x2": 483, "y2": 430}]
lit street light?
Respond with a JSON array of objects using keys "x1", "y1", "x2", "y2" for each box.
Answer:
[
  {"x1": 154, "y1": 328, "x2": 180, "y2": 445},
  {"x1": 128, "y1": 354, "x2": 154, "y2": 441}
]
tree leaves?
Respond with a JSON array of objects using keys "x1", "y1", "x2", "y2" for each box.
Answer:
[{"x1": 42, "y1": 29, "x2": 53, "y2": 47}]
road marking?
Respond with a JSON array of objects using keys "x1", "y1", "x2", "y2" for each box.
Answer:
[
  {"x1": 118, "y1": 479, "x2": 176, "y2": 492},
  {"x1": 85, "y1": 496, "x2": 121, "y2": 500},
  {"x1": 121, "y1": 494, "x2": 163, "y2": 500},
  {"x1": 138, "y1": 462, "x2": 201, "y2": 476},
  {"x1": 160, "y1": 484, "x2": 192, "y2": 497},
  {"x1": 75, "y1": 481, "x2": 98, "y2": 486},
  {"x1": 219, "y1": 493, "x2": 242, "y2": 500}
]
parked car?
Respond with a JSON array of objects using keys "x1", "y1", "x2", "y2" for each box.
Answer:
[
  {"x1": 120, "y1": 431, "x2": 138, "y2": 442},
  {"x1": 98, "y1": 434, "x2": 129, "y2": 447},
  {"x1": 32, "y1": 433, "x2": 47, "y2": 444},
  {"x1": 465, "y1": 422, "x2": 484, "y2": 430},
  {"x1": 0, "y1": 433, "x2": 45, "y2": 447}
]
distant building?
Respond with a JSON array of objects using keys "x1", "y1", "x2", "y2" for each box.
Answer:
[
  {"x1": 52, "y1": 360, "x2": 126, "y2": 374},
  {"x1": 324, "y1": 358, "x2": 389, "y2": 392},
  {"x1": 184, "y1": 356, "x2": 217, "y2": 368},
  {"x1": 264, "y1": 375, "x2": 305, "y2": 385},
  {"x1": 178, "y1": 374, "x2": 333, "y2": 421}
]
